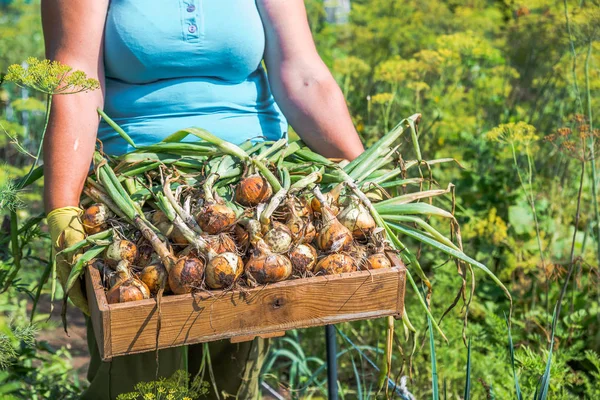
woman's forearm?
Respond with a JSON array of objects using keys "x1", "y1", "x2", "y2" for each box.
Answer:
[
  {"x1": 257, "y1": 0, "x2": 363, "y2": 161},
  {"x1": 271, "y1": 65, "x2": 364, "y2": 160},
  {"x1": 43, "y1": 92, "x2": 103, "y2": 212},
  {"x1": 41, "y1": 0, "x2": 108, "y2": 212}
]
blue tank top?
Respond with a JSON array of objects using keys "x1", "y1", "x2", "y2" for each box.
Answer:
[{"x1": 98, "y1": 0, "x2": 288, "y2": 156}]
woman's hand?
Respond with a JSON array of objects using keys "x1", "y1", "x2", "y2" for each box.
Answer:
[
  {"x1": 47, "y1": 207, "x2": 89, "y2": 315},
  {"x1": 41, "y1": 0, "x2": 108, "y2": 212},
  {"x1": 257, "y1": 0, "x2": 365, "y2": 161}
]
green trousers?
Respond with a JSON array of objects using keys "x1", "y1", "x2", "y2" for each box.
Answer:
[{"x1": 81, "y1": 317, "x2": 269, "y2": 399}]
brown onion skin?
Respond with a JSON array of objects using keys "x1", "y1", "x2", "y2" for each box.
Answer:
[
  {"x1": 366, "y1": 253, "x2": 392, "y2": 269},
  {"x1": 286, "y1": 197, "x2": 312, "y2": 219},
  {"x1": 264, "y1": 221, "x2": 293, "y2": 253},
  {"x1": 310, "y1": 195, "x2": 340, "y2": 215},
  {"x1": 234, "y1": 175, "x2": 272, "y2": 206},
  {"x1": 316, "y1": 217, "x2": 353, "y2": 253},
  {"x1": 197, "y1": 203, "x2": 236, "y2": 234},
  {"x1": 233, "y1": 224, "x2": 249, "y2": 251},
  {"x1": 140, "y1": 263, "x2": 169, "y2": 294},
  {"x1": 168, "y1": 256, "x2": 205, "y2": 295},
  {"x1": 315, "y1": 254, "x2": 357, "y2": 275},
  {"x1": 205, "y1": 253, "x2": 243, "y2": 289},
  {"x1": 105, "y1": 240, "x2": 138, "y2": 268},
  {"x1": 106, "y1": 278, "x2": 150, "y2": 304},
  {"x1": 286, "y1": 216, "x2": 316, "y2": 244},
  {"x1": 337, "y1": 203, "x2": 376, "y2": 240},
  {"x1": 82, "y1": 204, "x2": 111, "y2": 235},
  {"x1": 205, "y1": 233, "x2": 238, "y2": 254},
  {"x1": 245, "y1": 252, "x2": 292, "y2": 284},
  {"x1": 135, "y1": 242, "x2": 154, "y2": 268},
  {"x1": 288, "y1": 244, "x2": 318, "y2": 275}
]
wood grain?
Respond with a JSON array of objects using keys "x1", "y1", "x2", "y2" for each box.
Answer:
[
  {"x1": 86, "y1": 265, "x2": 112, "y2": 360},
  {"x1": 87, "y1": 265, "x2": 406, "y2": 360}
]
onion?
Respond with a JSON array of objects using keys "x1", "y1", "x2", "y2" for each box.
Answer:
[
  {"x1": 264, "y1": 221, "x2": 293, "y2": 253},
  {"x1": 315, "y1": 253, "x2": 357, "y2": 275},
  {"x1": 286, "y1": 197, "x2": 312, "y2": 219},
  {"x1": 104, "y1": 238, "x2": 138, "y2": 267},
  {"x1": 337, "y1": 201, "x2": 376, "y2": 240},
  {"x1": 245, "y1": 240, "x2": 292, "y2": 284},
  {"x1": 235, "y1": 174, "x2": 272, "y2": 206},
  {"x1": 82, "y1": 203, "x2": 112, "y2": 235},
  {"x1": 135, "y1": 241, "x2": 154, "y2": 268},
  {"x1": 316, "y1": 206, "x2": 353, "y2": 253},
  {"x1": 151, "y1": 211, "x2": 189, "y2": 246},
  {"x1": 310, "y1": 185, "x2": 342, "y2": 214},
  {"x1": 233, "y1": 224, "x2": 249, "y2": 251},
  {"x1": 285, "y1": 202, "x2": 316, "y2": 244},
  {"x1": 288, "y1": 244, "x2": 318, "y2": 274},
  {"x1": 106, "y1": 277, "x2": 151, "y2": 304},
  {"x1": 205, "y1": 252, "x2": 244, "y2": 289},
  {"x1": 140, "y1": 262, "x2": 169, "y2": 294},
  {"x1": 366, "y1": 253, "x2": 392, "y2": 269},
  {"x1": 197, "y1": 203, "x2": 236, "y2": 234},
  {"x1": 168, "y1": 256, "x2": 205, "y2": 295},
  {"x1": 348, "y1": 243, "x2": 368, "y2": 269},
  {"x1": 205, "y1": 233, "x2": 238, "y2": 254}
]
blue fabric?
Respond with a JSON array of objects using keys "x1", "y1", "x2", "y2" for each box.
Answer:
[{"x1": 99, "y1": 0, "x2": 287, "y2": 156}]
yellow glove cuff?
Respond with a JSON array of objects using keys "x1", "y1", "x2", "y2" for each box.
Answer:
[{"x1": 47, "y1": 206, "x2": 85, "y2": 249}]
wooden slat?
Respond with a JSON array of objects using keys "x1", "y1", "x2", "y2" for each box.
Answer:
[
  {"x1": 387, "y1": 252, "x2": 407, "y2": 320},
  {"x1": 87, "y1": 267, "x2": 404, "y2": 360},
  {"x1": 229, "y1": 331, "x2": 286, "y2": 344},
  {"x1": 85, "y1": 265, "x2": 113, "y2": 360}
]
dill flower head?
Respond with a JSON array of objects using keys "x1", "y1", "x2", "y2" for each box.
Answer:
[
  {"x1": 486, "y1": 122, "x2": 538, "y2": 147},
  {"x1": 5, "y1": 57, "x2": 99, "y2": 95}
]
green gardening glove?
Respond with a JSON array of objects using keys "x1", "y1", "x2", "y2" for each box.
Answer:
[{"x1": 47, "y1": 206, "x2": 90, "y2": 315}]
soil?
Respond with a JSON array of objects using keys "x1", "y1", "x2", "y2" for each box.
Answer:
[{"x1": 31, "y1": 296, "x2": 91, "y2": 382}]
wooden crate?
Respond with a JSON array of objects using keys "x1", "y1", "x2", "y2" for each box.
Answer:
[{"x1": 85, "y1": 261, "x2": 406, "y2": 361}]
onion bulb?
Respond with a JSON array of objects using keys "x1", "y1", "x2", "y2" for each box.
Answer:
[
  {"x1": 316, "y1": 206, "x2": 353, "y2": 253},
  {"x1": 106, "y1": 277, "x2": 150, "y2": 304},
  {"x1": 337, "y1": 201, "x2": 376, "y2": 240},
  {"x1": 235, "y1": 174, "x2": 272, "y2": 206},
  {"x1": 82, "y1": 203, "x2": 112, "y2": 235},
  {"x1": 286, "y1": 197, "x2": 312, "y2": 218},
  {"x1": 288, "y1": 244, "x2": 318, "y2": 275},
  {"x1": 310, "y1": 185, "x2": 342, "y2": 214},
  {"x1": 151, "y1": 211, "x2": 189, "y2": 246},
  {"x1": 205, "y1": 252, "x2": 244, "y2": 289},
  {"x1": 264, "y1": 221, "x2": 293, "y2": 253},
  {"x1": 233, "y1": 224, "x2": 249, "y2": 251},
  {"x1": 135, "y1": 241, "x2": 154, "y2": 268},
  {"x1": 197, "y1": 203, "x2": 236, "y2": 234},
  {"x1": 140, "y1": 262, "x2": 169, "y2": 294},
  {"x1": 245, "y1": 240, "x2": 292, "y2": 284},
  {"x1": 168, "y1": 256, "x2": 205, "y2": 295},
  {"x1": 366, "y1": 253, "x2": 392, "y2": 269},
  {"x1": 315, "y1": 253, "x2": 357, "y2": 275},
  {"x1": 205, "y1": 233, "x2": 238, "y2": 254},
  {"x1": 104, "y1": 239, "x2": 138, "y2": 267},
  {"x1": 285, "y1": 202, "x2": 316, "y2": 244}
]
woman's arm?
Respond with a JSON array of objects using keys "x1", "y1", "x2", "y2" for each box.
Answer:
[
  {"x1": 41, "y1": 0, "x2": 108, "y2": 212},
  {"x1": 257, "y1": 0, "x2": 364, "y2": 160}
]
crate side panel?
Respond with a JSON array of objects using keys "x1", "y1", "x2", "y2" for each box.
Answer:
[
  {"x1": 108, "y1": 268, "x2": 403, "y2": 357},
  {"x1": 86, "y1": 265, "x2": 112, "y2": 360}
]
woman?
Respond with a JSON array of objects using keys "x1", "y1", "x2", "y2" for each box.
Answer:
[{"x1": 43, "y1": 0, "x2": 364, "y2": 398}]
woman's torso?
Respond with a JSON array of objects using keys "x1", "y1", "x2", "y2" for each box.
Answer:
[{"x1": 98, "y1": 0, "x2": 287, "y2": 156}]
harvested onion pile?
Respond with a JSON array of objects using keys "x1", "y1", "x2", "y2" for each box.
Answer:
[{"x1": 62, "y1": 112, "x2": 507, "y2": 332}]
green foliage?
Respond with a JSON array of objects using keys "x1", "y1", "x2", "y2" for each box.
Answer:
[
  {"x1": 0, "y1": 0, "x2": 599, "y2": 398},
  {"x1": 116, "y1": 370, "x2": 208, "y2": 400},
  {"x1": 5, "y1": 57, "x2": 100, "y2": 95}
]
